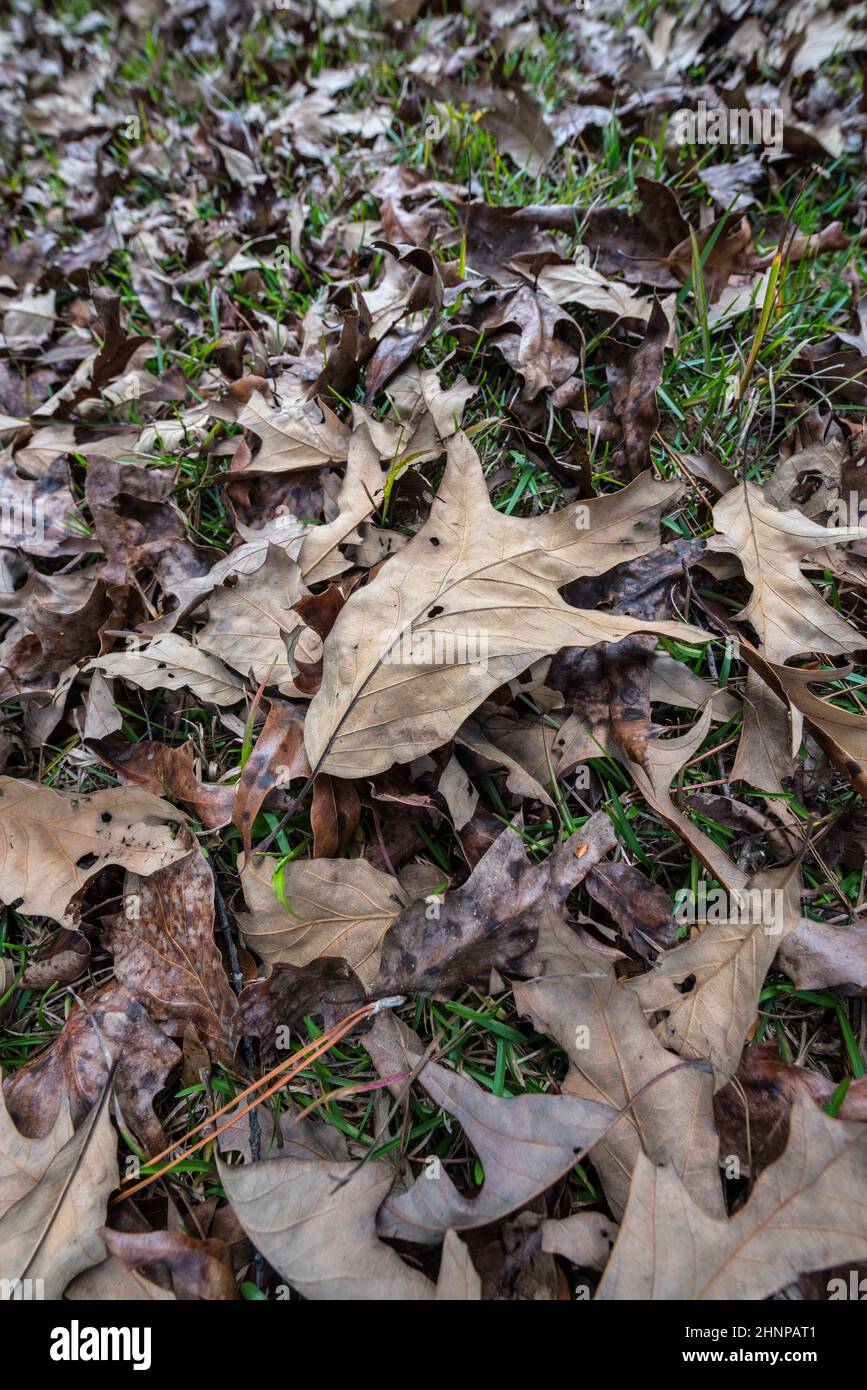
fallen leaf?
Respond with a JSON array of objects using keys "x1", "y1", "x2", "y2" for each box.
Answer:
[
  {"x1": 0, "y1": 1083, "x2": 116, "y2": 1300},
  {"x1": 89, "y1": 634, "x2": 246, "y2": 707},
  {"x1": 195, "y1": 544, "x2": 319, "y2": 694},
  {"x1": 105, "y1": 852, "x2": 240, "y2": 1064},
  {"x1": 239, "y1": 852, "x2": 408, "y2": 989},
  {"x1": 630, "y1": 864, "x2": 804, "y2": 1085},
  {"x1": 598, "y1": 1096, "x2": 867, "y2": 1300},
  {"x1": 0, "y1": 778, "x2": 190, "y2": 926},
  {"x1": 232, "y1": 700, "x2": 309, "y2": 853},
  {"x1": 714, "y1": 1043, "x2": 867, "y2": 1176},
  {"x1": 368, "y1": 1013, "x2": 614, "y2": 1242},
  {"x1": 238, "y1": 390, "x2": 350, "y2": 473},
  {"x1": 709, "y1": 482, "x2": 867, "y2": 661},
  {"x1": 219, "y1": 1150, "x2": 435, "y2": 1300},
  {"x1": 100, "y1": 1227, "x2": 236, "y2": 1301},
  {"x1": 376, "y1": 820, "x2": 612, "y2": 996},
  {"x1": 4, "y1": 983, "x2": 180, "y2": 1151},
  {"x1": 303, "y1": 432, "x2": 708, "y2": 778},
  {"x1": 514, "y1": 892, "x2": 724, "y2": 1220}
]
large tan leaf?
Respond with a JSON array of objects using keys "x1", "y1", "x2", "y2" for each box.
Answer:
[
  {"x1": 237, "y1": 390, "x2": 350, "y2": 472},
  {"x1": 0, "y1": 1086, "x2": 117, "y2": 1300},
  {"x1": 615, "y1": 710, "x2": 806, "y2": 1086},
  {"x1": 219, "y1": 1153, "x2": 434, "y2": 1300},
  {"x1": 305, "y1": 432, "x2": 709, "y2": 777},
  {"x1": 367, "y1": 1014, "x2": 614, "y2": 1243},
  {"x1": 514, "y1": 913, "x2": 724, "y2": 1221},
  {"x1": 730, "y1": 668, "x2": 794, "y2": 793},
  {"x1": 0, "y1": 1084, "x2": 73, "y2": 1222},
  {"x1": 630, "y1": 858, "x2": 803, "y2": 1088},
  {"x1": 708, "y1": 482, "x2": 867, "y2": 661},
  {"x1": 0, "y1": 778, "x2": 190, "y2": 925},
  {"x1": 740, "y1": 647, "x2": 867, "y2": 799},
  {"x1": 597, "y1": 1095, "x2": 867, "y2": 1300},
  {"x1": 238, "y1": 852, "x2": 408, "y2": 988},
  {"x1": 195, "y1": 545, "x2": 320, "y2": 694},
  {"x1": 89, "y1": 634, "x2": 246, "y2": 707}
]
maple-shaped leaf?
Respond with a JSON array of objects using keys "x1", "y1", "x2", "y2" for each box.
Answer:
[
  {"x1": 708, "y1": 481, "x2": 867, "y2": 661},
  {"x1": 237, "y1": 390, "x2": 350, "y2": 472},
  {"x1": 304, "y1": 432, "x2": 709, "y2": 778},
  {"x1": 598, "y1": 1095, "x2": 867, "y2": 1300}
]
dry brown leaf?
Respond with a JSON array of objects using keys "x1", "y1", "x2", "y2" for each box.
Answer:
[
  {"x1": 238, "y1": 852, "x2": 408, "y2": 989},
  {"x1": 232, "y1": 700, "x2": 309, "y2": 854},
  {"x1": 584, "y1": 861, "x2": 679, "y2": 957},
  {"x1": 219, "y1": 1150, "x2": 435, "y2": 1300},
  {"x1": 455, "y1": 718, "x2": 555, "y2": 807},
  {"x1": 237, "y1": 390, "x2": 350, "y2": 473},
  {"x1": 714, "y1": 1042, "x2": 867, "y2": 1177},
  {"x1": 537, "y1": 260, "x2": 658, "y2": 322},
  {"x1": 0, "y1": 778, "x2": 190, "y2": 925},
  {"x1": 368, "y1": 1013, "x2": 614, "y2": 1242},
  {"x1": 435, "y1": 1229, "x2": 482, "y2": 1301},
  {"x1": 310, "y1": 773, "x2": 361, "y2": 857},
  {"x1": 297, "y1": 421, "x2": 389, "y2": 584},
  {"x1": 779, "y1": 916, "x2": 867, "y2": 993},
  {"x1": 730, "y1": 668, "x2": 795, "y2": 794},
  {"x1": 100, "y1": 1227, "x2": 236, "y2": 1301},
  {"x1": 597, "y1": 1095, "x2": 867, "y2": 1300},
  {"x1": 4, "y1": 982, "x2": 181, "y2": 1152},
  {"x1": 606, "y1": 298, "x2": 669, "y2": 477},
  {"x1": 304, "y1": 432, "x2": 708, "y2": 778},
  {"x1": 709, "y1": 482, "x2": 867, "y2": 661},
  {"x1": 514, "y1": 899, "x2": 724, "y2": 1221},
  {"x1": 541, "y1": 1213, "x2": 618, "y2": 1272},
  {"x1": 89, "y1": 634, "x2": 246, "y2": 707},
  {"x1": 106, "y1": 852, "x2": 239, "y2": 1064},
  {"x1": 436, "y1": 754, "x2": 478, "y2": 830},
  {"x1": 196, "y1": 545, "x2": 319, "y2": 695},
  {"x1": 0, "y1": 1084, "x2": 117, "y2": 1300},
  {"x1": 739, "y1": 643, "x2": 867, "y2": 799},
  {"x1": 376, "y1": 820, "x2": 612, "y2": 997},
  {"x1": 630, "y1": 858, "x2": 803, "y2": 1088}
]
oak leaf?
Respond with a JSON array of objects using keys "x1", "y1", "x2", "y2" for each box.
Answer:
[{"x1": 304, "y1": 432, "x2": 708, "y2": 778}]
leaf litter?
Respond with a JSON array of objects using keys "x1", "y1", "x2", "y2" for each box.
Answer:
[{"x1": 1, "y1": 0, "x2": 867, "y2": 1306}]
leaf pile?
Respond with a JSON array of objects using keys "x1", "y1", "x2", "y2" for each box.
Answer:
[{"x1": 1, "y1": 0, "x2": 867, "y2": 1302}]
